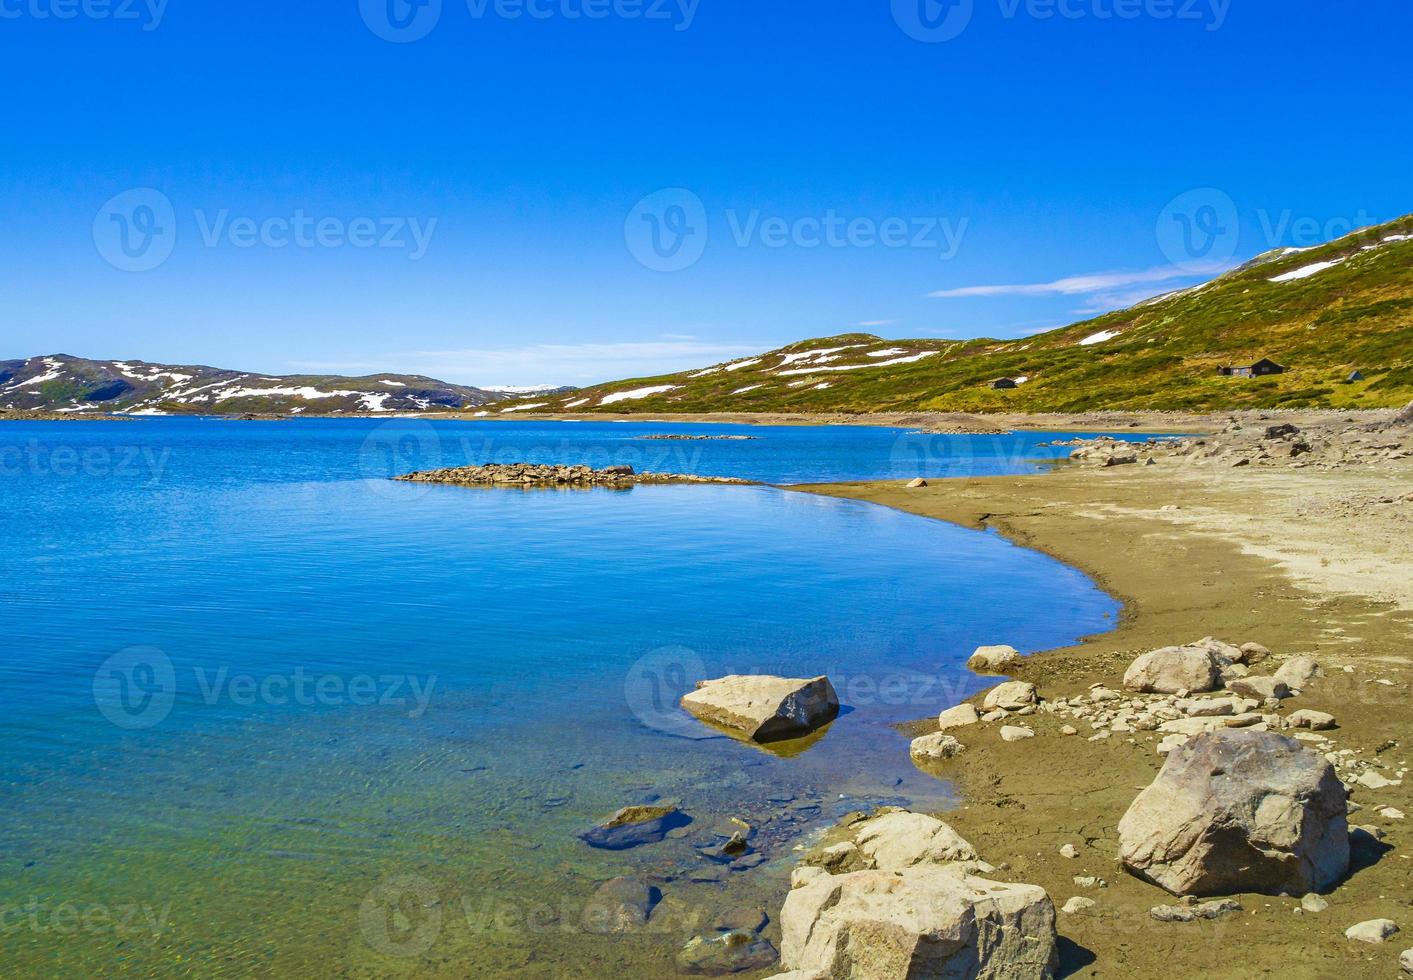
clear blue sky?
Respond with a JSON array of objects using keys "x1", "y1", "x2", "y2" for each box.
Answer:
[{"x1": 2, "y1": 0, "x2": 1409, "y2": 385}]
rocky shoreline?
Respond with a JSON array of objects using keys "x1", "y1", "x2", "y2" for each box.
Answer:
[
  {"x1": 393, "y1": 463, "x2": 754, "y2": 488},
  {"x1": 795, "y1": 403, "x2": 1413, "y2": 978}
]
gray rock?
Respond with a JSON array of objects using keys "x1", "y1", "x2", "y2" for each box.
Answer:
[
  {"x1": 1118, "y1": 730, "x2": 1349, "y2": 896},
  {"x1": 1274, "y1": 655, "x2": 1321, "y2": 691},
  {"x1": 1061, "y1": 896, "x2": 1095, "y2": 914},
  {"x1": 1150, "y1": 899, "x2": 1243, "y2": 922},
  {"x1": 677, "y1": 930, "x2": 779, "y2": 975},
  {"x1": 905, "y1": 477, "x2": 928, "y2": 489},
  {"x1": 580, "y1": 877, "x2": 658, "y2": 934},
  {"x1": 909, "y1": 732, "x2": 965, "y2": 764},
  {"x1": 1000, "y1": 725, "x2": 1036, "y2": 742},
  {"x1": 967, "y1": 644, "x2": 1021, "y2": 673},
  {"x1": 1288, "y1": 709, "x2": 1337, "y2": 731},
  {"x1": 983, "y1": 680, "x2": 1038, "y2": 711},
  {"x1": 1400, "y1": 948, "x2": 1413, "y2": 974},
  {"x1": 580, "y1": 804, "x2": 691, "y2": 850},
  {"x1": 779, "y1": 868, "x2": 1058, "y2": 979},
  {"x1": 937, "y1": 702, "x2": 981, "y2": 730},
  {"x1": 1345, "y1": 919, "x2": 1399, "y2": 944},
  {"x1": 1226, "y1": 675, "x2": 1292, "y2": 701},
  {"x1": 1123, "y1": 646, "x2": 1222, "y2": 695},
  {"x1": 681, "y1": 675, "x2": 839, "y2": 742},
  {"x1": 1300, "y1": 893, "x2": 1329, "y2": 913}
]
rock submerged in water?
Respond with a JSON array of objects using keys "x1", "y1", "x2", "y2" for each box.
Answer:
[
  {"x1": 579, "y1": 876, "x2": 659, "y2": 934},
  {"x1": 908, "y1": 732, "x2": 965, "y2": 764},
  {"x1": 677, "y1": 929, "x2": 778, "y2": 975},
  {"x1": 680, "y1": 675, "x2": 839, "y2": 743},
  {"x1": 1118, "y1": 730, "x2": 1349, "y2": 896},
  {"x1": 579, "y1": 803, "x2": 691, "y2": 850}
]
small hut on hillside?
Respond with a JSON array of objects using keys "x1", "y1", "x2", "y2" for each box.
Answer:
[
  {"x1": 1218, "y1": 358, "x2": 1287, "y2": 378},
  {"x1": 990, "y1": 377, "x2": 1018, "y2": 390}
]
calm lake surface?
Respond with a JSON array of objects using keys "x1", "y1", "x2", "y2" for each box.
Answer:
[{"x1": 0, "y1": 419, "x2": 1143, "y2": 977}]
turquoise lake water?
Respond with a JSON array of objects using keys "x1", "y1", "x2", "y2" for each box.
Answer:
[{"x1": 0, "y1": 419, "x2": 1139, "y2": 977}]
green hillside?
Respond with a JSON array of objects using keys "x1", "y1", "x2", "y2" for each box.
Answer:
[{"x1": 499, "y1": 214, "x2": 1413, "y2": 414}]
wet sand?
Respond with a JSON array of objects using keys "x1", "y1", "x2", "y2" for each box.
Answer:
[{"x1": 797, "y1": 453, "x2": 1413, "y2": 977}]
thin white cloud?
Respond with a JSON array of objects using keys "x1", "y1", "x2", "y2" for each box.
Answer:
[
  {"x1": 928, "y1": 262, "x2": 1231, "y2": 299},
  {"x1": 857, "y1": 319, "x2": 894, "y2": 328},
  {"x1": 293, "y1": 340, "x2": 760, "y2": 387}
]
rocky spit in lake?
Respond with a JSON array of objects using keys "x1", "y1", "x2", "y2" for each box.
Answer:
[{"x1": 394, "y1": 462, "x2": 753, "y2": 488}]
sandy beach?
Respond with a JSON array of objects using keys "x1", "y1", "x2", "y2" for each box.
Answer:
[{"x1": 797, "y1": 418, "x2": 1413, "y2": 978}]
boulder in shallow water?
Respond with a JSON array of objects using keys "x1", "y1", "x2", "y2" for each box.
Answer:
[
  {"x1": 1118, "y1": 730, "x2": 1349, "y2": 896},
  {"x1": 779, "y1": 867, "x2": 1058, "y2": 979},
  {"x1": 909, "y1": 732, "x2": 965, "y2": 764},
  {"x1": 967, "y1": 645, "x2": 1020, "y2": 673},
  {"x1": 579, "y1": 877, "x2": 658, "y2": 934},
  {"x1": 676, "y1": 930, "x2": 779, "y2": 975},
  {"x1": 580, "y1": 803, "x2": 691, "y2": 850},
  {"x1": 681, "y1": 675, "x2": 839, "y2": 742}
]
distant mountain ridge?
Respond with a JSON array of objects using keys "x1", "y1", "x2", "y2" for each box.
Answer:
[
  {"x1": 493, "y1": 212, "x2": 1413, "y2": 414},
  {"x1": 0, "y1": 355, "x2": 552, "y2": 415}
]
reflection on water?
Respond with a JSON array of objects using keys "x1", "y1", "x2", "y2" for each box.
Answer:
[{"x1": 0, "y1": 420, "x2": 1121, "y2": 977}]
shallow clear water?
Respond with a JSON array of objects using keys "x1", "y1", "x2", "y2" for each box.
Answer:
[{"x1": 0, "y1": 419, "x2": 1133, "y2": 977}]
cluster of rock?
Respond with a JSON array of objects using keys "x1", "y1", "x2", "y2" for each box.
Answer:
[
  {"x1": 394, "y1": 463, "x2": 751, "y2": 487},
  {"x1": 767, "y1": 809, "x2": 1059, "y2": 979},
  {"x1": 638, "y1": 434, "x2": 758, "y2": 441},
  {"x1": 1065, "y1": 407, "x2": 1413, "y2": 471}
]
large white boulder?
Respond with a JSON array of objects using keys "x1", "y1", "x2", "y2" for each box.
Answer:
[
  {"x1": 937, "y1": 703, "x2": 981, "y2": 730},
  {"x1": 982, "y1": 681, "x2": 1037, "y2": 712},
  {"x1": 967, "y1": 645, "x2": 1021, "y2": 673},
  {"x1": 680, "y1": 675, "x2": 838, "y2": 742},
  {"x1": 779, "y1": 868, "x2": 1058, "y2": 979},
  {"x1": 1123, "y1": 645, "x2": 1222, "y2": 694},
  {"x1": 1118, "y1": 730, "x2": 1349, "y2": 896}
]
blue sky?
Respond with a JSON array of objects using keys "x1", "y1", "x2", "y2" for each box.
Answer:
[{"x1": 1, "y1": 0, "x2": 1410, "y2": 385}]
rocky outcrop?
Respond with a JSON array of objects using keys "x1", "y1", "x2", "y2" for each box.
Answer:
[
  {"x1": 1123, "y1": 645, "x2": 1223, "y2": 694},
  {"x1": 681, "y1": 675, "x2": 839, "y2": 742},
  {"x1": 1118, "y1": 731, "x2": 1349, "y2": 896},
  {"x1": 779, "y1": 868, "x2": 1058, "y2": 979},
  {"x1": 395, "y1": 463, "x2": 751, "y2": 488}
]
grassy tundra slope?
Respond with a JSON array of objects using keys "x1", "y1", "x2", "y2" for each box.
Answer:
[{"x1": 503, "y1": 214, "x2": 1413, "y2": 415}]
